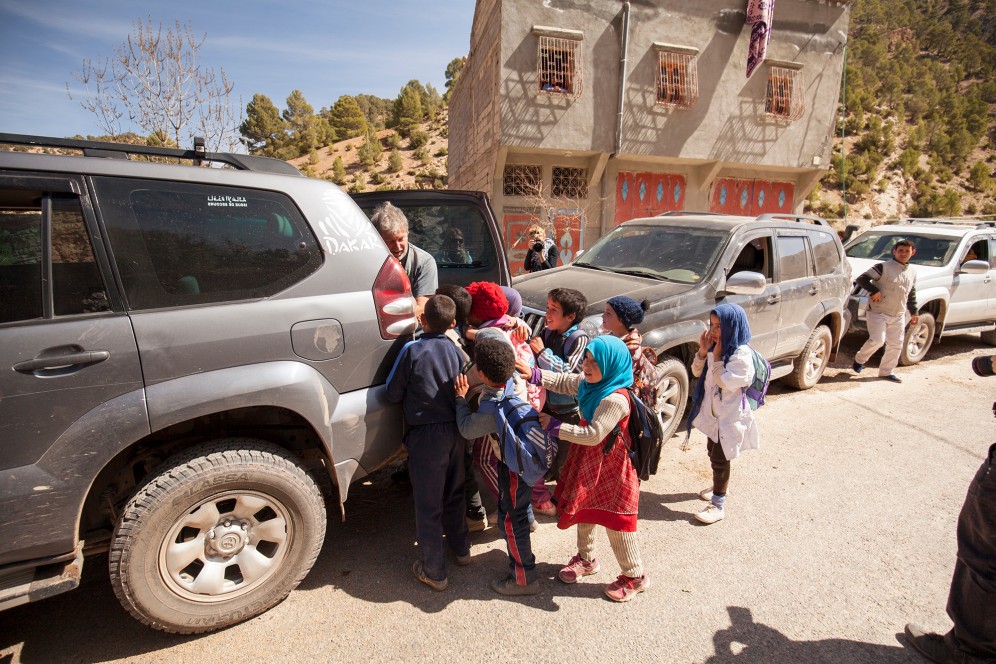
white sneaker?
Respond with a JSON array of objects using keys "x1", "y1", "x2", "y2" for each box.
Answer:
[
  {"x1": 695, "y1": 504, "x2": 725, "y2": 524},
  {"x1": 698, "y1": 488, "x2": 713, "y2": 501}
]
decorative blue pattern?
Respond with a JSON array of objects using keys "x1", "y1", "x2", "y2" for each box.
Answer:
[
  {"x1": 740, "y1": 188, "x2": 749, "y2": 208},
  {"x1": 674, "y1": 182, "x2": 682, "y2": 203},
  {"x1": 757, "y1": 189, "x2": 765, "y2": 207},
  {"x1": 778, "y1": 189, "x2": 786, "y2": 207},
  {"x1": 639, "y1": 181, "x2": 647, "y2": 201},
  {"x1": 621, "y1": 180, "x2": 629, "y2": 201},
  {"x1": 720, "y1": 186, "x2": 728, "y2": 205},
  {"x1": 656, "y1": 182, "x2": 664, "y2": 203}
]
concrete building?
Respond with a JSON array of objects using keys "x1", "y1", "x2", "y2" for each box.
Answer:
[{"x1": 448, "y1": 0, "x2": 850, "y2": 275}]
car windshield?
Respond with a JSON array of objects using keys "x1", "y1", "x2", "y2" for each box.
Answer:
[
  {"x1": 574, "y1": 224, "x2": 727, "y2": 284},
  {"x1": 845, "y1": 232, "x2": 959, "y2": 267}
]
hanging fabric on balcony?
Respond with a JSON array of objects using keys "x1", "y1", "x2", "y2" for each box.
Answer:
[{"x1": 745, "y1": 0, "x2": 774, "y2": 78}]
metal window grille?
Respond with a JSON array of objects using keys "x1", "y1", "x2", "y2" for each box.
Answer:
[
  {"x1": 503, "y1": 165, "x2": 541, "y2": 196},
  {"x1": 552, "y1": 167, "x2": 588, "y2": 198},
  {"x1": 538, "y1": 36, "x2": 583, "y2": 99},
  {"x1": 656, "y1": 51, "x2": 698, "y2": 108},
  {"x1": 765, "y1": 67, "x2": 804, "y2": 121}
]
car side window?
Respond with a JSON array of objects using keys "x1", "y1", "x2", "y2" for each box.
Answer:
[
  {"x1": 776, "y1": 235, "x2": 811, "y2": 281},
  {"x1": 93, "y1": 178, "x2": 322, "y2": 309},
  {"x1": 0, "y1": 184, "x2": 109, "y2": 324},
  {"x1": 730, "y1": 235, "x2": 773, "y2": 281},
  {"x1": 961, "y1": 238, "x2": 989, "y2": 266},
  {"x1": 810, "y1": 230, "x2": 840, "y2": 275}
]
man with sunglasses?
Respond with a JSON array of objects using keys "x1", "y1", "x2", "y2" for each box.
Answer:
[
  {"x1": 438, "y1": 227, "x2": 473, "y2": 265},
  {"x1": 524, "y1": 224, "x2": 559, "y2": 273}
]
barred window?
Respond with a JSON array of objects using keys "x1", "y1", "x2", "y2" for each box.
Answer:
[
  {"x1": 655, "y1": 46, "x2": 699, "y2": 109},
  {"x1": 552, "y1": 167, "x2": 588, "y2": 198},
  {"x1": 765, "y1": 65, "x2": 804, "y2": 121},
  {"x1": 538, "y1": 35, "x2": 583, "y2": 99},
  {"x1": 503, "y1": 165, "x2": 541, "y2": 197}
]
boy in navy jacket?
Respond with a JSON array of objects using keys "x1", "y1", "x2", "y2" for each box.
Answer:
[{"x1": 386, "y1": 294, "x2": 470, "y2": 591}]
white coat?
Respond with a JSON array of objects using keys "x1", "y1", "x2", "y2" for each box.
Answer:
[{"x1": 690, "y1": 345, "x2": 761, "y2": 460}]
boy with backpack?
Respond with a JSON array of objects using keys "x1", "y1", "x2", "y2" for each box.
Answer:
[
  {"x1": 455, "y1": 336, "x2": 552, "y2": 596},
  {"x1": 385, "y1": 294, "x2": 471, "y2": 591}
]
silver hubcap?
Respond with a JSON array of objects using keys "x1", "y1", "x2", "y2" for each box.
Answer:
[
  {"x1": 655, "y1": 376, "x2": 683, "y2": 431},
  {"x1": 804, "y1": 336, "x2": 828, "y2": 382},
  {"x1": 159, "y1": 491, "x2": 291, "y2": 602},
  {"x1": 907, "y1": 323, "x2": 930, "y2": 358}
]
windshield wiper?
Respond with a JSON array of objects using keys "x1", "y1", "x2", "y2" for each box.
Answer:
[
  {"x1": 573, "y1": 262, "x2": 612, "y2": 272},
  {"x1": 613, "y1": 268, "x2": 668, "y2": 280}
]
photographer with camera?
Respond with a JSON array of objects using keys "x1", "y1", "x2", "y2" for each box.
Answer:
[
  {"x1": 524, "y1": 224, "x2": 559, "y2": 273},
  {"x1": 904, "y1": 353, "x2": 996, "y2": 664}
]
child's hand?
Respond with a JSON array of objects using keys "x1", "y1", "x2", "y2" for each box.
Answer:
[
  {"x1": 529, "y1": 337, "x2": 545, "y2": 354},
  {"x1": 538, "y1": 413, "x2": 552, "y2": 428},
  {"x1": 465, "y1": 327, "x2": 478, "y2": 340},
  {"x1": 712, "y1": 341, "x2": 722, "y2": 360},
  {"x1": 515, "y1": 358, "x2": 532, "y2": 381},
  {"x1": 454, "y1": 374, "x2": 469, "y2": 398},
  {"x1": 511, "y1": 320, "x2": 531, "y2": 343},
  {"x1": 697, "y1": 329, "x2": 710, "y2": 357}
]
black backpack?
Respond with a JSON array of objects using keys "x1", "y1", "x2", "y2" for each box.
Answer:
[{"x1": 606, "y1": 387, "x2": 666, "y2": 481}]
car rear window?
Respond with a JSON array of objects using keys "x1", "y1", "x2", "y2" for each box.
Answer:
[{"x1": 94, "y1": 178, "x2": 321, "y2": 309}]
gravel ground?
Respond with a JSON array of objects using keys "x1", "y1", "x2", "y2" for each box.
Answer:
[{"x1": 2, "y1": 334, "x2": 993, "y2": 664}]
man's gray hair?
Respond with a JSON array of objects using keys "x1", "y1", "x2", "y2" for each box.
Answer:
[{"x1": 369, "y1": 202, "x2": 409, "y2": 235}]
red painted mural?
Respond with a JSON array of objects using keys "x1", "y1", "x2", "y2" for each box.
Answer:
[
  {"x1": 614, "y1": 171, "x2": 687, "y2": 224},
  {"x1": 709, "y1": 178, "x2": 795, "y2": 216},
  {"x1": 504, "y1": 212, "x2": 541, "y2": 277},
  {"x1": 504, "y1": 210, "x2": 584, "y2": 276}
]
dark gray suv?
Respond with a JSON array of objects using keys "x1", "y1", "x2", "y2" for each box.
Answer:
[
  {"x1": 0, "y1": 135, "x2": 459, "y2": 633},
  {"x1": 515, "y1": 213, "x2": 851, "y2": 440}
]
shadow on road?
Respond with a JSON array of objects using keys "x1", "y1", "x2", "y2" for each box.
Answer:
[{"x1": 706, "y1": 606, "x2": 916, "y2": 663}]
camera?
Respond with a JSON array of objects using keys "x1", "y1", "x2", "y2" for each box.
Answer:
[
  {"x1": 532, "y1": 240, "x2": 544, "y2": 252},
  {"x1": 972, "y1": 354, "x2": 995, "y2": 377}
]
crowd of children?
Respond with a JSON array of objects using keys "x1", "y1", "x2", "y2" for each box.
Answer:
[{"x1": 385, "y1": 281, "x2": 760, "y2": 602}]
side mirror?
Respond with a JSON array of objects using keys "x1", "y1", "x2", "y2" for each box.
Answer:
[
  {"x1": 957, "y1": 259, "x2": 990, "y2": 275},
  {"x1": 724, "y1": 271, "x2": 766, "y2": 296},
  {"x1": 571, "y1": 248, "x2": 586, "y2": 262}
]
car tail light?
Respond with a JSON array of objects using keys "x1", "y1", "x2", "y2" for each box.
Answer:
[{"x1": 373, "y1": 257, "x2": 416, "y2": 339}]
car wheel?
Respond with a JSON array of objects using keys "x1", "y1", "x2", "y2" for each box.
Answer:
[
  {"x1": 981, "y1": 328, "x2": 996, "y2": 346},
  {"x1": 783, "y1": 324, "x2": 832, "y2": 390},
  {"x1": 108, "y1": 439, "x2": 326, "y2": 634},
  {"x1": 900, "y1": 312, "x2": 935, "y2": 366},
  {"x1": 652, "y1": 355, "x2": 689, "y2": 441}
]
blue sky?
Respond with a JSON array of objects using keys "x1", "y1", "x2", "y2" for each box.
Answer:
[{"x1": 0, "y1": 0, "x2": 475, "y2": 139}]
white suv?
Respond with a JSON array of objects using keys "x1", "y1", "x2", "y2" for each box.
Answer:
[{"x1": 845, "y1": 219, "x2": 996, "y2": 364}]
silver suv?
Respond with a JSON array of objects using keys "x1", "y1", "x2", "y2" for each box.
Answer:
[
  {"x1": 0, "y1": 134, "x2": 430, "y2": 633},
  {"x1": 845, "y1": 219, "x2": 996, "y2": 364},
  {"x1": 515, "y1": 213, "x2": 851, "y2": 441}
]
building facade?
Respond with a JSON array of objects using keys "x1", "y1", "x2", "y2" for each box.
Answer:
[{"x1": 448, "y1": 0, "x2": 850, "y2": 275}]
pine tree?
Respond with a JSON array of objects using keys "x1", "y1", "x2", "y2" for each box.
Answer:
[
  {"x1": 391, "y1": 81, "x2": 425, "y2": 137},
  {"x1": 327, "y1": 95, "x2": 367, "y2": 143},
  {"x1": 388, "y1": 149, "x2": 403, "y2": 173},
  {"x1": 357, "y1": 126, "x2": 383, "y2": 167},
  {"x1": 240, "y1": 94, "x2": 287, "y2": 157},
  {"x1": 331, "y1": 156, "x2": 346, "y2": 185},
  {"x1": 444, "y1": 57, "x2": 466, "y2": 102},
  {"x1": 283, "y1": 90, "x2": 319, "y2": 157}
]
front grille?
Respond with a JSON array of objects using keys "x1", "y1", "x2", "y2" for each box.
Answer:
[{"x1": 521, "y1": 307, "x2": 546, "y2": 337}]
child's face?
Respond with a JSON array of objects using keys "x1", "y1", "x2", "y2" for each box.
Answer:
[
  {"x1": 601, "y1": 303, "x2": 628, "y2": 337},
  {"x1": 893, "y1": 244, "x2": 915, "y2": 263},
  {"x1": 545, "y1": 297, "x2": 573, "y2": 333},
  {"x1": 580, "y1": 351, "x2": 603, "y2": 383},
  {"x1": 709, "y1": 314, "x2": 722, "y2": 345}
]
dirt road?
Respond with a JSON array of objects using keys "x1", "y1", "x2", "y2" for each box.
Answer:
[{"x1": 2, "y1": 335, "x2": 993, "y2": 663}]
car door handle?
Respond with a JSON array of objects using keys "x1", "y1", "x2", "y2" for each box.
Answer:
[
  {"x1": 808, "y1": 286, "x2": 819, "y2": 295},
  {"x1": 14, "y1": 350, "x2": 110, "y2": 373},
  {"x1": 766, "y1": 296, "x2": 780, "y2": 305}
]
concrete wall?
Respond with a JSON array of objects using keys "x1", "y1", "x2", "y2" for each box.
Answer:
[{"x1": 450, "y1": 0, "x2": 850, "y2": 253}]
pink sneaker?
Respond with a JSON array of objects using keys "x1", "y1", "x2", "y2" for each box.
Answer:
[
  {"x1": 604, "y1": 573, "x2": 650, "y2": 602},
  {"x1": 558, "y1": 554, "x2": 600, "y2": 583}
]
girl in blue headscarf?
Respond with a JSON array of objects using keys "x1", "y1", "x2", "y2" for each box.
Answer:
[
  {"x1": 686, "y1": 303, "x2": 760, "y2": 525},
  {"x1": 530, "y1": 335, "x2": 650, "y2": 602}
]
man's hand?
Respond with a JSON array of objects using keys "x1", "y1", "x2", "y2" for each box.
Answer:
[
  {"x1": 529, "y1": 337, "x2": 545, "y2": 355},
  {"x1": 869, "y1": 292, "x2": 882, "y2": 303},
  {"x1": 454, "y1": 374, "x2": 469, "y2": 399}
]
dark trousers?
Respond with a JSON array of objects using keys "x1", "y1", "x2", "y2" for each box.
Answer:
[
  {"x1": 944, "y1": 443, "x2": 996, "y2": 662},
  {"x1": 497, "y1": 462, "x2": 537, "y2": 585},
  {"x1": 544, "y1": 406, "x2": 580, "y2": 481},
  {"x1": 464, "y1": 442, "x2": 485, "y2": 519},
  {"x1": 708, "y1": 438, "x2": 731, "y2": 497},
  {"x1": 406, "y1": 422, "x2": 470, "y2": 582}
]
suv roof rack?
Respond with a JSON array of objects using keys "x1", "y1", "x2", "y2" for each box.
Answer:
[
  {"x1": 895, "y1": 217, "x2": 996, "y2": 229},
  {"x1": 0, "y1": 133, "x2": 302, "y2": 177},
  {"x1": 754, "y1": 213, "x2": 830, "y2": 227},
  {"x1": 657, "y1": 210, "x2": 727, "y2": 217}
]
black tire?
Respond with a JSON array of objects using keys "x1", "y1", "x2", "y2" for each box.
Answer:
[
  {"x1": 981, "y1": 328, "x2": 996, "y2": 346},
  {"x1": 653, "y1": 355, "x2": 689, "y2": 441},
  {"x1": 900, "y1": 312, "x2": 935, "y2": 366},
  {"x1": 108, "y1": 439, "x2": 326, "y2": 634},
  {"x1": 783, "y1": 325, "x2": 832, "y2": 390}
]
